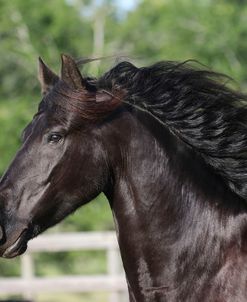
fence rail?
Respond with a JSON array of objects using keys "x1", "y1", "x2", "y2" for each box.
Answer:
[
  {"x1": 0, "y1": 276, "x2": 127, "y2": 293},
  {"x1": 0, "y1": 231, "x2": 128, "y2": 301}
]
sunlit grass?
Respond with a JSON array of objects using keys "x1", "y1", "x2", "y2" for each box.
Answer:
[
  {"x1": 38, "y1": 292, "x2": 110, "y2": 302},
  {"x1": 0, "y1": 292, "x2": 111, "y2": 302}
]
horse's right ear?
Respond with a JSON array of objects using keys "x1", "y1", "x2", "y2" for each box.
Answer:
[{"x1": 38, "y1": 57, "x2": 59, "y2": 96}]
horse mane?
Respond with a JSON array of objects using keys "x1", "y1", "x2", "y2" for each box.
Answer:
[{"x1": 97, "y1": 60, "x2": 247, "y2": 202}]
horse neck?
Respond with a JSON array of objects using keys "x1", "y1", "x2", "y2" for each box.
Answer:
[{"x1": 103, "y1": 108, "x2": 247, "y2": 301}]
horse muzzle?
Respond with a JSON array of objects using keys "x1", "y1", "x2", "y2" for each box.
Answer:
[{"x1": 0, "y1": 225, "x2": 29, "y2": 259}]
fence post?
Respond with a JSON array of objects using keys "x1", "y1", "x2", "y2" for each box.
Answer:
[
  {"x1": 107, "y1": 246, "x2": 123, "y2": 302},
  {"x1": 21, "y1": 251, "x2": 35, "y2": 301}
]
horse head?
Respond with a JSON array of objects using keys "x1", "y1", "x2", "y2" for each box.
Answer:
[{"x1": 0, "y1": 55, "x2": 121, "y2": 258}]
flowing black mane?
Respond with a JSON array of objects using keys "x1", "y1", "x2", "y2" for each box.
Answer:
[{"x1": 97, "y1": 61, "x2": 247, "y2": 201}]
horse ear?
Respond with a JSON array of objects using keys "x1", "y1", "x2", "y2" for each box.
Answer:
[
  {"x1": 38, "y1": 57, "x2": 59, "y2": 96},
  {"x1": 61, "y1": 54, "x2": 86, "y2": 90}
]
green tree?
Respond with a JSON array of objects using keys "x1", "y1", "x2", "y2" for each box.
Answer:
[
  {"x1": 113, "y1": 0, "x2": 247, "y2": 88},
  {"x1": 0, "y1": 0, "x2": 93, "y2": 99}
]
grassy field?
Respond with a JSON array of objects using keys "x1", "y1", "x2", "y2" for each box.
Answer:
[{"x1": 0, "y1": 292, "x2": 111, "y2": 302}]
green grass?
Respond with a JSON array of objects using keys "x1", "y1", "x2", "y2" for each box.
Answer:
[{"x1": 0, "y1": 293, "x2": 110, "y2": 302}]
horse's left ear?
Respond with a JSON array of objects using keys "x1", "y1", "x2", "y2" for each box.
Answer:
[
  {"x1": 38, "y1": 57, "x2": 59, "y2": 96},
  {"x1": 61, "y1": 54, "x2": 86, "y2": 90}
]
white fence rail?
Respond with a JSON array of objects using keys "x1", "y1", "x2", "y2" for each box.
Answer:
[{"x1": 0, "y1": 232, "x2": 128, "y2": 301}]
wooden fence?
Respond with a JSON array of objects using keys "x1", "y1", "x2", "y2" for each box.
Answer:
[{"x1": 0, "y1": 232, "x2": 128, "y2": 302}]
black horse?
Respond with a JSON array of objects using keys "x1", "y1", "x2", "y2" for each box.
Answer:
[{"x1": 1, "y1": 55, "x2": 247, "y2": 301}]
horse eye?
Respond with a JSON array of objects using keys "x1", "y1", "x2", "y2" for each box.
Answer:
[{"x1": 48, "y1": 133, "x2": 63, "y2": 143}]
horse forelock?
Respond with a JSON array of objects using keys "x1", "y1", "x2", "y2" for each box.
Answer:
[{"x1": 39, "y1": 79, "x2": 122, "y2": 124}]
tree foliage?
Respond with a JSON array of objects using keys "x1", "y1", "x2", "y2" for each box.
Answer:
[{"x1": 114, "y1": 0, "x2": 247, "y2": 87}]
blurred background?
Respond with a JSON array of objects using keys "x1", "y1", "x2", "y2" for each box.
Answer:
[{"x1": 1, "y1": 0, "x2": 247, "y2": 301}]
